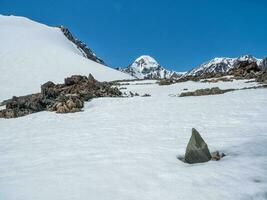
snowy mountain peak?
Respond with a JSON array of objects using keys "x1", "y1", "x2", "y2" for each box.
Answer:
[
  {"x1": 132, "y1": 55, "x2": 159, "y2": 70},
  {"x1": 185, "y1": 55, "x2": 262, "y2": 77},
  {"x1": 117, "y1": 55, "x2": 182, "y2": 79}
]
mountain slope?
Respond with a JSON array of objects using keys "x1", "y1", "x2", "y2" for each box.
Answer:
[
  {"x1": 0, "y1": 15, "x2": 132, "y2": 101},
  {"x1": 185, "y1": 55, "x2": 262, "y2": 77},
  {"x1": 59, "y1": 25, "x2": 105, "y2": 65},
  {"x1": 118, "y1": 55, "x2": 181, "y2": 79}
]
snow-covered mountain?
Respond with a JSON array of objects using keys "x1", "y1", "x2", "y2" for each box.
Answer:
[
  {"x1": 185, "y1": 55, "x2": 263, "y2": 77},
  {"x1": 0, "y1": 15, "x2": 132, "y2": 101},
  {"x1": 117, "y1": 55, "x2": 182, "y2": 79}
]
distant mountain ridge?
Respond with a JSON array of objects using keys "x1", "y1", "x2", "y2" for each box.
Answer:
[
  {"x1": 183, "y1": 55, "x2": 267, "y2": 78},
  {"x1": 117, "y1": 55, "x2": 183, "y2": 79}
]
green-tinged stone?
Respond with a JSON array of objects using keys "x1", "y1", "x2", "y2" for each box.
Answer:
[{"x1": 184, "y1": 128, "x2": 211, "y2": 164}]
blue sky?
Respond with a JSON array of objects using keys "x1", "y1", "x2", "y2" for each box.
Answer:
[{"x1": 0, "y1": 0, "x2": 267, "y2": 71}]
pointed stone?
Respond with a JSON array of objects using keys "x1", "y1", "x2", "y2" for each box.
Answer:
[
  {"x1": 88, "y1": 73, "x2": 96, "y2": 83},
  {"x1": 184, "y1": 128, "x2": 211, "y2": 164}
]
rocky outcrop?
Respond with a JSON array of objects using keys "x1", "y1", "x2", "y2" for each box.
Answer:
[
  {"x1": 184, "y1": 128, "x2": 212, "y2": 164},
  {"x1": 179, "y1": 87, "x2": 235, "y2": 97},
  {"x1": 259, "y1": 57, "x2": 267, "y2": 71},
  {"x1": 0, "y1": 74, "x2": 122, "y2": 118},
  {"x1": 185, "y1": 55, "x2": 260, "y2": 78},
  {"x1": 228, "y1": 60, "x2": 261, "y2": 79},
  {"x1": 256, "y1": 71, "x2": 267, "y2": 83},
  {"x1": 59, "y1": 26, "x2": 105, "y2": 65}
]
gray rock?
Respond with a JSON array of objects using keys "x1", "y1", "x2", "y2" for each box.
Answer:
[
  {"x1": 259, "y1": 57, "x2": 267, "y2": 71},
  {"x1": 184, "y1": 128, "x2": 212, "y2": 164}
]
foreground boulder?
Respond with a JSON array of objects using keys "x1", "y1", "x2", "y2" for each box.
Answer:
[
  {"x1": 0, "y1": 74, "x2": 122, "y2": 118},
  {"x1": 184, "y1": 128, "x2": 212, "y2": 164}
]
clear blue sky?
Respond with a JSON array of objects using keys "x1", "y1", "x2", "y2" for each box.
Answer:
[{"x1": 1, "y1": 0, "x2": 267, "y2": 71}]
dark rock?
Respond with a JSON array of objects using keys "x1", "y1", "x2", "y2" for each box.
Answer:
[
  {"x1": 211, "y1": 151, "x2": 220, "y2": 161},
  {"x1": 0, "y1": 74, "x2": 122, "y2": 118},
  {"x1": 49, "y1": 95, "x2": 84, "y2": 113},
  {"x1": 158, "y1": 79, "x2": 174, "y2": 86},
  {"x1": 141, "y1": 93, "x2": 151, "y2": 97},
  {"x1": 259, "y1": 57, "x2": 267, "y2": 71},
  {"x1": 184, "y1": 128, "x2": 212, "y2": 164},
  {"x1": 221, "y1": 152, "x2": 226, "y2": 158},
  {"x1": 211, "y1": 151, "x2": 226, "y2": 161},
  {"x1": 179, "y1": 87, "x2": 235, "y2": 97},
  {"x1": 228, "y1": 61, "x2": 261, "y2": 79},
  {"x1": 88, "y1": 73, "x2": 96, "y2": 83},
  {"x1": 64, "y1": 75, "x2": 87, "y2": 86},
  {"x1": 41, "y1": 81, "x2": 59, "y2": 98},
  {"x1": 256, "y1": 71, "x2": 267, "y2": 83},
  {"x1": 59, "y1": 26, "x2": 105, "y2": 65}
]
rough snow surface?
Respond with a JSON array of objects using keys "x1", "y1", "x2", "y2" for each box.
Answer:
[
  {"x1": 1, "y1": 79, "x2": 267, "y2": 200},
  {"x1": 0, "y1": 15, "x2": 132, "y2": 101},
  {"x1": 121, "y1": 78, "x2": 260, "y2": 97}
]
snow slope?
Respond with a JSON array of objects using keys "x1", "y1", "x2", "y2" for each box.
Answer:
[
  {"x1": 118, "y1": 55, "x2": 181, "y2": 79},
  {"x1": 0, "y1": 79, "x2": 267, "y2": 200},
  {"x1": 0, "y1": 15, "x2": 132, "y2": 101}
]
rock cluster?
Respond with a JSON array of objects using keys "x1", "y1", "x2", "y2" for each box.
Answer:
[
  {"x1": 0, "y1": 74, "x2": 122, "y2": 118},
  {"x1": 179, "y1": 59, "x2": 266, "y2": 82},
  {"x1": 256, "y1": 71, "x2": 267, "y2": 83},
  {"x1": 179, "y1": 87, "x2": 234, "y2": 97},
  {"x1": 228, "y1": 60, "x2": 262, "y2": 79}
]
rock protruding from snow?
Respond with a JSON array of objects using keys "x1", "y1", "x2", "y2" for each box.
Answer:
[
  {"x1": 184, "y1": 128, "x2": 211, "y2": 164},
  {"x1": 59, "y1": 26, "x2": 105, "y2": 65},
  {"x1": 185, "y1": 55, "x2": 261, "y2": 78},
  {"x1": 118, "y1": 55, "x2": 182, "y2": 79},
  {"x1": 0, "y1": 74, "x2": 122, "y2": 118}
]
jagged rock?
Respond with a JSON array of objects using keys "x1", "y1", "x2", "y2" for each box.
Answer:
[
  {"x1": 228, "y1": 61, "x2": 261, "y2": 78},
  {"x1": 59, "y1": 26, "x2": 105, "y2": 65},
  {"x1": 0, "y1": 74, "x2": 122, "y2": 118},
  {"x1": 211, "y1": 151, "x2": 220, "y2": 161},
  {"x1": 184, "y1": 128, "x2": 212, "y2": 164},
  {"x1": 211, "y1": 151, "x2": 226, "y2": 161},
  {"x1": 64, "y1": 75, "x2": 88, "y2": 86},
  {"x1": 129, "y1": 91, "x2": 139, "y2": 97},
  {"x1": 88, "y1": 73, "x2": 96, "y2": 83},
  {"x1": 41, "y1": 81, "x2": 59, "y2": 98},
  {"x1": 256, "y1": 71, "x2": 267, "y2": 83},
  {"x1": 2, "y1": 94, "x2": 46, "y2": 118}
]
